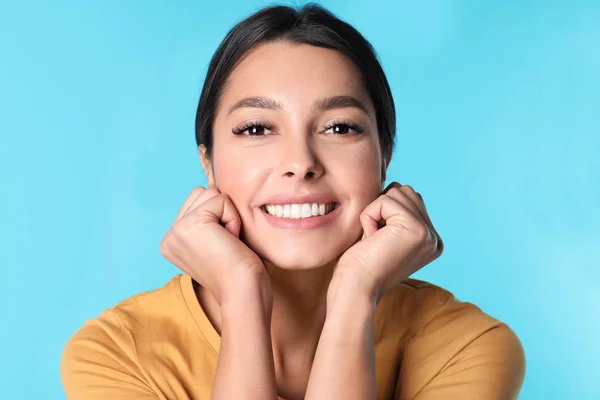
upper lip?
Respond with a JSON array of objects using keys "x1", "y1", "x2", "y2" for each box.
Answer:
[{"x1": 262, "y1": 193, "x2": 338, "y2": 206}]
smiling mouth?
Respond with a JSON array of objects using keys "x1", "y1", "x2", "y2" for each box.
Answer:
[{"x1": 262, "y1": 202, "x2": 338, "y2": 219}]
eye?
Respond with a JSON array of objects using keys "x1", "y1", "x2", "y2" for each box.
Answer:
[
  {"x1": 232, "y1": 121, "x2": 273, "y2": 136},
  {"x1": 323, "y1": 120, "x2": 365, "y2": 135}
]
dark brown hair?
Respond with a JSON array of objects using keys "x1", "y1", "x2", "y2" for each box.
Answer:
[{"x1": 195, "y1": 3, "x2": 396, "y2": 160}]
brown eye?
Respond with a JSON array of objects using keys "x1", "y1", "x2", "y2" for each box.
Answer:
[
  {"x1": 333, "y1": 124, "x2": 350, "y2": 134},
  {"x1": 232, "y1": 122, "x2": 273, "y2": 136},
  {"x1": 324, "y1": 121, "x2": 365, "y2": 135},
  {"x1": 248, "y1": 126, "x2": 266, "y2": 135}
]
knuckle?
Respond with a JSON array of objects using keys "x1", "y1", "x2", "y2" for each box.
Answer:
[
  {"x1": 429, "y1": 237, "x2": 438, "y2": 253},
  {"x1": 414, "y1": 224, "x2": 430, "y2": 241},
  {"x1": 159, "y1": 236, "x2": 172, "y2": 258},
  {"x1": 359, "y1": 207, "x2": 373, "y2": 221},
  {"x1": 437, "y1": 236, "x2": 445, "y2": 253},
  {"x1": 383, "y1": 181, "x2": 402, "y2": 194},
  {"x1": 205, "y1": 187, "x2": 220, "y2": 197},
  {"x1": 386, "y1": 188, "x2": 401, "y2": 197},
  {"x1": 402, "y1": 184, "x2": 415, "y2": 193},
  {"x1": 209, "y1": 193, "x2": 227, "y2": 207},
  {"x1": 191, "y1": 186, "x2": 206, "y2": 196},
  {"x1": 429, "y1": 233, "x2": 443, "y2": 255}
]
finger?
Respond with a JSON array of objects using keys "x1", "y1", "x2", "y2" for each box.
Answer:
[
  {"x1": 176, "y1": 187, "x2": 221, "y2": 221},
  {"x1": 218, "y1": 195, "x2": 242, "y2": 237},
  {"x1": 400, "y1": 187, "x2": 442, "y2": 250},
  {"x1": 359, "y1": 194, "x2": 421, "y2": 238},
  {"x1": 175, "y1": 187, "x2": 206, "y2": 221},
  {"x1": 192, "y1": 194, "x2": 242, "y2": 237},
  {"x1": 397, "y1": 186, "x2": 443, "y2": 255},
  {"x1": 384, "y1": 183, "x2": 443, "y2": 255},
  {"x1": 402, "y1": 188, "x2": 431, "y2": 228},
  {"x1": 185, "y1": 187, "x2": 221, "y2": 218},
  {"x1": 383, "y1": 183, "x2": 427, "y2": 225},
  {"x1": 385, "y1": 184, "x2": 436, "y2": 236}
]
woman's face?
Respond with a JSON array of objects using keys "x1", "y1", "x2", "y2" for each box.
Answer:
[{"x1": 203, "y1": 41, "x2": 388, "y2": 270}]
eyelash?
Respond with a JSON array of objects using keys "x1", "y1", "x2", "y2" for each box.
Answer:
[
  {"x1": 231, "y1": 119, "x2": 365, "y2": 136},
  {"x1": 232, "y1": 120, "x2": 274, "y2": 136}
]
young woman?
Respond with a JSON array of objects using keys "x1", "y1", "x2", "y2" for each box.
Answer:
[{"x1": 61, "y1": 4, "x2": 525, "y2": 399}]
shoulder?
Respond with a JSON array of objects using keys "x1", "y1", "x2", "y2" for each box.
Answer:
[
  {"x1": 60, "y1": 275, "x2": 199, "y2": 388},
  {"x1": 62, "y1": 274, "x2": 195, "y2": 353},
  {"x1": 101, "y1": 273, "x2": 192, "y2": 335},
  {"x1": 378, "y1": 279, "x2": 525, "y2": 399},
  {"x1": 377, "y1": 277, "x2": 524, "y2": 370},
  {"x1": 61, "y1": 274, "x2": 218, "y2": 398},
  {"x1": 397, "y1": 278, "x2": 522, "y2": 360},
  {"x1": 62, "y1": 273, "x2": 183, "y2": 347},
  {"x1": 377, "y1": 277, "x2": 505, "y2": 338}
]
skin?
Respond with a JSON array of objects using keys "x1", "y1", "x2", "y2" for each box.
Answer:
[
  {"x1": 205, "y1": 40, "x2": 386, "y2": 396},
  {"x1": 161, "y1": 40, "x2": 443, "y2": 399}
]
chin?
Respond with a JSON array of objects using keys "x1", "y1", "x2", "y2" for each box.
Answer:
[
  {"x1": 251, "y1": 238, "x2": 353, "y2": 271},
  {"x1": 262, "y1": 252, "x2": 334, "y2": 270},
  {"x1": 243, "y1": 217, "x2": 364, "y2": 271}
]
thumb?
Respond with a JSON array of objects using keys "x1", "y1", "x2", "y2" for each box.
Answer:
[
  {"x1": 198, "y1": 194, "x2": 242, "y2": 238},
  {"x1": 220, "y1": 195, "x2": 242, "y2": 237},
  {"x1": 359, "y1": 198, "x2": 386, "y2": 238}
]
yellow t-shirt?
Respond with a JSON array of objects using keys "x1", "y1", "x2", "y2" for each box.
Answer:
[{"x1": 61, "y1": 274, "x2": 525, "y2": 399}]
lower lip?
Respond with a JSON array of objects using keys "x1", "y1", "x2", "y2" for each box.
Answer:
[{"x1": 261, "y1": 204, "x2": 341, "y2": 230}]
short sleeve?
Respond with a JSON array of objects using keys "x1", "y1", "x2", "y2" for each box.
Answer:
[
  {"x1": 60, "y1": 309, "x2": 158, "y2": 399},
  {"x1": 413, "y1": 324, "x2": 526, "y2": 400}
]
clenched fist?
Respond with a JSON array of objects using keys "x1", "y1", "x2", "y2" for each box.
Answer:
[
  {"x1": 332, "y1": 182, "x2": 444, "y2": 303},
  {"x1": 160, "y1": 187, "x2": 270, "y2": 306}
]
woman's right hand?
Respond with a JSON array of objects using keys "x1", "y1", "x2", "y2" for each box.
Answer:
[{"x1": 160, "y1": 186, "x2": 270, "y2": 306}]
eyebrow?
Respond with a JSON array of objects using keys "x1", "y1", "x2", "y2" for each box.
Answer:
[{"x1": 227, "y1": 95, "x2": 371, "y2": 118}]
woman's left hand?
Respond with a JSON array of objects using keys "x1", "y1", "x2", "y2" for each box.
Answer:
[{"x1": 332, "y1": 182, "x2": 444, "y2": 303}]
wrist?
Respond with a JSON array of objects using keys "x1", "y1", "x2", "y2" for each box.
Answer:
[
  {"x1": 327, "y1": 267, "x2": 377, "y2": 316},
  {"x1": 323, "y1": 271, "x2": 376, "y2": 347},
  {"x1": 328, "y1": 266, "x2": 379, "y2": 307},
  {"x1": 220, "y1": 269, "x2": 273, "y2": 312}
]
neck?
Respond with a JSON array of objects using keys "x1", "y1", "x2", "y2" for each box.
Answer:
[
  {"x1": 193, "y1": 259, "x2": 338, "y2": 373},
  {"x1": 267, "y1": 260, "x2": 335, "y2": 345},
  {"x1": 265, "y1": 260, "x2": 336, "y2": 383}
]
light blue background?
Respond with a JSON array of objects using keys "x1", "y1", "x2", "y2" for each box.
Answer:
[{"x1": 1, "y1": 1, "x2": 598, "y2": 399}]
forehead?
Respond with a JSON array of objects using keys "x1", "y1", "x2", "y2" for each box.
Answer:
[{"x1": 219, "y1": 41, "x2": 372, "y2": 112}]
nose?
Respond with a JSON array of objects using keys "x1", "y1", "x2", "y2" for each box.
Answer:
[{"x1": 278, "y1": 134, "x2": 324, "y2": 180}]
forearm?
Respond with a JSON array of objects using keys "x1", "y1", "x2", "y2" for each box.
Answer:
[
  {"x1": 211, "y1": 279, "x2": 277, "y2": 400},
  {"x1": 305, "y1": 272, "x2": 377, "y2": 400}
]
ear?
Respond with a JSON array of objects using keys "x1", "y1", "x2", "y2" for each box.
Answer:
[
  {"x1": 381, "y1": 152, "x2": 392, "y2": 190},
  {"x1": 199, "y1": 145, "x2": 217, "y2": 188}
]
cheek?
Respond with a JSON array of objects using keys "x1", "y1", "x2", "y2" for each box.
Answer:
[
  {"x1": 334, "y1": 144, "x2": 384, "y2": 199},
  {"x1": 211, "y1": 149, "x2": 268, "y2": 211}
]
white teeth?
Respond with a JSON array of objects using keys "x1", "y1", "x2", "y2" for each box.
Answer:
[
  {"x1": 301, "y1": 203, "x2": 312, "y2": 218},
  {"x1": 319, "y1": 204, "x2": 325, "y2": 216},
  {"x1": 291, "y1": 204, "x2": 301, "y2": 218},
  {"x1": 264, "y1": 202, "x2": 336, "y2": 219}
]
